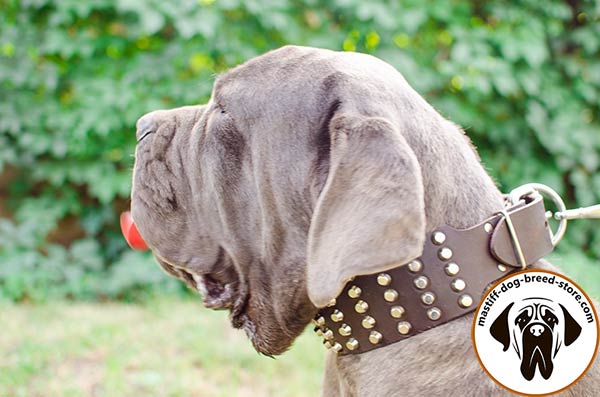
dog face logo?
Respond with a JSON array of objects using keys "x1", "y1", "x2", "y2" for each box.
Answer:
[
  {"x1": 473, "y1": 270, "x2": 598, "y2": 395},
  {"x1": 490, "y1": 298, "x2": 582, "y2": 380}
]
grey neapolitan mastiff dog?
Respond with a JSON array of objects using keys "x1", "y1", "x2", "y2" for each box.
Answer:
[{"x1": 130, "y1": 46, "x2": 598, "y2": 396}]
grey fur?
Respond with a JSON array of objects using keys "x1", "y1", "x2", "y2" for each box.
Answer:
[{"x1": 131, "y1": 46, "x2": 598, "y2": 396}]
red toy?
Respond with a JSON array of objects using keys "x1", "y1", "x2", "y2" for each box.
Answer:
[{"x1": 120, "y1": 211, "x2": 149, "y2": 251}]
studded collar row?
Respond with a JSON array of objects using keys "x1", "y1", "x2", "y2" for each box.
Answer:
[{"x1": 313, "y1": 193, "x2": 555, "y2": 355}]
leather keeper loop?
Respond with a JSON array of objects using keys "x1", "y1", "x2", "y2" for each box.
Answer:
[{"x1": 490, "y1": 195, "x2": 554, "y2": 267}]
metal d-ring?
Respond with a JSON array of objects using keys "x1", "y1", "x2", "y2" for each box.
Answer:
[{"x1": 509, "y1": 183, "x2": 567, "y2": 247}]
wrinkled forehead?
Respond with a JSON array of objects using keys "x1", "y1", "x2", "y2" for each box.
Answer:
[
  {"x1": 212, "y1": 47, "x2": 339, "y2": 122},
  {"x1": 513, "y1": 299, "x2": 558, "y2": 317},
  {"x1": 214, "y1": 46, "x2": 331, "y2": 93}
]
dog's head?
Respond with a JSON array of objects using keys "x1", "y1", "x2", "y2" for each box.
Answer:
[
  {"x1": 490, "y1": 298, "x2": 582, "y2": 380},
  {"x1": 130, "y1": 46, "x2": 500, "y2": 355}
]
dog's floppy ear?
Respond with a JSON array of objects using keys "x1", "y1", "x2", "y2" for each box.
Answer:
[
  {"x1": 306, "y1": 115, "x2": 426, "y2": 307},
  {"x1": 560, "y1": 304, "x2": 582, "y2": 346},
  {"x1": 490, "y1": 302, "x2": 514, "y2": 351}
]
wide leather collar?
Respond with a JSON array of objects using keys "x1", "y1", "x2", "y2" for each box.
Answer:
[{"x1": 313, "y1": 193, "x2": 554, "y2": 355}]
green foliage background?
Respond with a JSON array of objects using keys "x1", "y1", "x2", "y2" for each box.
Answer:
[{"x1": 1, "y1": 0, "x2": 599, "y2": 301}]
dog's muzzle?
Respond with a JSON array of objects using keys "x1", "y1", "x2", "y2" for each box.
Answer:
[{"x1": 521, "y1": 321, "x2": 555, "y2": 380}]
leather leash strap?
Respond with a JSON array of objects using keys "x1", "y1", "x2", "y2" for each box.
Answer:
[{"x1": 314, "y1": 194, "x2": 554, "y2": 355}]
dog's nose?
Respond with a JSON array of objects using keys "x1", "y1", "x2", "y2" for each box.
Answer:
[
  {"x1": 136, "y1": 113, "x2": 157, "y2": 141},
  {"x1": 530, "y1": 324, "x2": 544, "y2": 337}
]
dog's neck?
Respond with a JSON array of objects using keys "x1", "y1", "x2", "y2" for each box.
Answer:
[{"x1": 399, "y1": 117, "x2": 506, "y2": 231}]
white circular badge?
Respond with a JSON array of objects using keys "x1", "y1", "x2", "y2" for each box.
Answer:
[{"x1": 472, "y1": 270, "x2": 598, "y2": 395}]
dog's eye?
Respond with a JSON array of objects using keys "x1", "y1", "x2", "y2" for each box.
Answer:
[
  {"x1": 515, "y1": 310, "x2": 532, "y2": 329},
  {"x1": 214, "y1": 104, "x2": 226, "y2": 115},
  {"x1": 544, "y1": 316, "x2": 557, "y2": 327},
  {"x1": 541, "y1": 308, "x2": 558, "y2": 325}
]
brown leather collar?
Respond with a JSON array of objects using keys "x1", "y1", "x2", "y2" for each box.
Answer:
[{"x1": 313, "y1": 193, "x2": 555, "y2": 355}]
